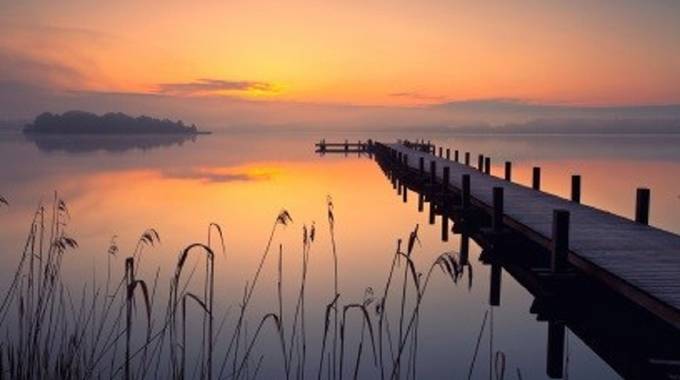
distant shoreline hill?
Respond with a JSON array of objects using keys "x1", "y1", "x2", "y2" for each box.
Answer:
[{"x1": 23, "y1": 111, "x2": 209, "y2": 135}]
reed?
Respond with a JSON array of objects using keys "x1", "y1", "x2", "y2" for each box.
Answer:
[{"x1": 0, "y1": 196, "x2": 520, "y2": 380}]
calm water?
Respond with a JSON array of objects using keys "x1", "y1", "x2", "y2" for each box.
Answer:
[{"x1": 1, "y1": 130, "x2": 680, "y2": 379}]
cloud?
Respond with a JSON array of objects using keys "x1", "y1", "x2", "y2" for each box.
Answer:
[
  {"x1": 161, "y1": 167, "x2": 272, "y2": 183},
  {"x1": 155, "y1": 79, "x2": 277, "y2": 96},
  {"x1": 389, "y1": 92, "x2": 448, "y2": 102}
]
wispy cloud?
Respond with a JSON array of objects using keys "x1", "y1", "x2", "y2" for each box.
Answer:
[
  {"x1": 155, "y1": 78, "x2": 276, "y2": 96},
  {"x1": 389, "y1": 92, "x2": 448, "y2": 102},
  {"x1": 161, "y1": 167, "x2": 272, "y2": 183}
]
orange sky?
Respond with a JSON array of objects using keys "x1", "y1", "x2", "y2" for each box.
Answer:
[{"x1": 1, "y1": 1, "x2": 679, "y2": 107}]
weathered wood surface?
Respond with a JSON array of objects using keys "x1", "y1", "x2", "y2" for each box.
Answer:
[{"x1": 386, "y1": 142, "x2": 680, "y2": 328}]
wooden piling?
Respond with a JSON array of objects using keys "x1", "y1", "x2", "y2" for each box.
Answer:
[
  {"x1": 419, "y1": 157, "x2": 424, "y2": 175},
  {"x1": 462, "y1": 174, "x2": 471, "y2": 210},
  {"x1": 465, "y1": 152, "x2": 470, "y2": 165},
  {"x1": 477, "y1": 154, "x2": 484, "y2": 171},
  {"x1": 571, "y1": 175, "x2": 581, "y2": 203},
  {"x1": 446, "y1": 148, "x2": 450, "y2": 160},
  {"x1": 533, "y1": 167, "x2": 541, "y2": 190},
  {"x1": 429, "y1": 201, "x2": 435, "y2": 225},
  {"x1": 484, "y1": 157, "x2": 491, "y2": 174},
  {"x1": 490, "y1": 264, "x2": 502, "y2": 306},
  {"x1": 635, "y1": 188, "x2": 650, "y2": 225},
  {"x1": 505, "y1": 161, "x2": 512, "y2": 181},
  {"x1": 460, "y1": 233, "x2": 469, "y2": 265},
  {"x1": 493, "y1": 187, "x2": 504, "y2": 233},
  {"x1": 443, "y1": 166, "x2": 450, "y2": 191},
  {"x1": 430, "y1": 160, "x2": 437, "y2": 184},
  {"x1": 438, "y1": 147, "x2": 443, "y2": 157},
  {"x1": 454, "y1": 150, "x2": 459, "y2": 162},
  {"x1": 551, "y1": 209, "x2": 570, "y2": 273},
  {"x1": 547, "y1": 320, "x2": 565, "y2": 378}
]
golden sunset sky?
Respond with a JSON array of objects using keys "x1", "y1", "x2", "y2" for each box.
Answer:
[{"x1": 1, "y1": 1, "x2": 679, "y2": 127}]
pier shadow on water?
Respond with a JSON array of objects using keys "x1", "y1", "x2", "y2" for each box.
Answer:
[{"x1": 370, "y1": 145, "x2": 680, "y2": 380}]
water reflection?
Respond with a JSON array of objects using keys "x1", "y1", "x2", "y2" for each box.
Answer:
[
  {"x1": 24, "y1": 133, "x2": 198, "y2": 153},
  {"x1": 1, "y1": 131, "x2": 679, "y2": 378}
]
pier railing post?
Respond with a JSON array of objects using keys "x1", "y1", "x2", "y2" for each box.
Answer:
[
  {"x1": 462, "y1": 174, "x2": 471, "y2": 210},
  {"x1": 446, "y1": 148, "x2": 450, "y2": 160},
  {"x1": 438, "y1": 147, "x2": 443, "y2": 157},
  {"x1": 493, "y1": 187, "x2": 504, "y2": 233},
  {"x1": 505, "y1": 161, "x2": 512, "y2": 181},
  {"x1": 551, "y1": 209, "x2": 570, "y2": 273},
  {"x1": 571, "y1": 175, "x2": 581, "y2": 203},
  {"x1": 477, "y1": 155, "x2": 484, "y2": 171},
  {"x1": 484, "y1": 157, "x2": 491, "y2": 174},
  {"x1": 533, "y1": 167, "x2": 541, "y2": 190},
  {"x1": 455, "y1": 150, "x2": 459, "y2": 162},
  {"x1": 465, "y1": 152, "x2": 470, "y2": 166},
  {"x1": 635, "y1": 188, "x2": 650, "y2": 225}
]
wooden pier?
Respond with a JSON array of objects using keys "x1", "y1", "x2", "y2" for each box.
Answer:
[
  {"x1": 370, "y1": 140, "x2": 680, "y2": 331},
  {"x1": 315, "y1": 139, "x2": 370, "y2": 153}
]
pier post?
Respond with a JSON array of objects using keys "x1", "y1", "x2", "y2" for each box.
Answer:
[
  {"x1": 490, "y1": 263, "x2": 502, "y2": 306},
  {"x1": 441, "y1": 213, "x2": 449, "y2": 241},
  {"x1": 465, "y1": 152, "x2": 470, "y2": 166},
  {"x1": 429, "y1": 200, "x2": 435, "y2": 225},
  {"x1": 455, "y1": 150, "x2": 459, "y2": 162},
  {"x1": 446, "y1": 148, "x2": 450, "y2": 160},
  {"x1": 430, "y1": 161, "x2": 437, "y2": 184},
  {"x1": 477, "y1": 154, "x2": 484, "y2": 171},
  {"x1": 443, "y1": 166, "x2": 450, "y2": 191},
  {"x1": 462, "y1": 174, "x2": 471, "y2": 210},
  {"x1": 571, "y1": 175, "x2": 581, "y2": 203},
  {"x1": 460, "y1": 233, "x2": 470, "y2": 265},
  {"x1": 345, "y1": 139, "x2": 348, "y2": 152},
  {"x1": 419, "y1": 157, "x2": 424, "y2": 176},
  {"x1": 402, "y1": 183, "x2": 407, "y2": 203},
  {"x1": 546, "y1": 320, "x2": 565, "y2": 378},
  {"x1": 493, "y1": 187, "x2": 504, "y2": 233},
  {"x1": 418, "y1": 193, "x2": 424, "y2": 212},
  {"x1": 484, "y1": 157, "x2": 491, "y2": 174},
  {"x1": 438, "y1": 147, "x2": 443, "y2": 157},
  {"x1": 533, "y1": 167, "x2": 541, "y2": 190},
  {"x1": 397, "y1": 178, "x2": 401, "y2": 195},
  {"x1": 505, "y1": 161, "x2": 512, "y2": 181},
  {"x1": 551, "y1": 209, "x2": 570, "y2": 273},
  {"x1": 635, "y1": 188, "x2": 650, "y2": 225}
]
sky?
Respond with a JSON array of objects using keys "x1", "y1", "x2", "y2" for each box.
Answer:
[{"x1": 1, "y1": 0, "x2": 679, "y2": 128}]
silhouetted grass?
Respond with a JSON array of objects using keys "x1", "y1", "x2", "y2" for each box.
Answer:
[{"x1": 0, "y1": 194, "x2": 519, "y2": 380}]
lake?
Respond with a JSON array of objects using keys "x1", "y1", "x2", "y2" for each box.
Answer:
[{"x1": 1, "y1": 130, "x2": 679, "y2": 379}]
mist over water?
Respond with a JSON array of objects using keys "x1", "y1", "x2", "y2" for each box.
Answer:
[{"x1": 1, "y1": 130, "x2": 679, "y2": 379}]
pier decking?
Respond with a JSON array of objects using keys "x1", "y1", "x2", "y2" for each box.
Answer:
[{"x1": 379, "y1": 141, "x2": 680, "y2": 329}]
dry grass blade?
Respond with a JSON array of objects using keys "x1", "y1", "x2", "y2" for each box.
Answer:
[
  {"x1": 208, "y1": 222, "x2": 227, "y2": 258},
  {"x1": 406, "y1": 224, "x2": 420, "y2": 257},
  {"x1": 277, "y1": 209, "x2": 293, "y2": 226}
]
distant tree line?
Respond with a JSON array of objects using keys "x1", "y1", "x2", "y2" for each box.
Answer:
[{"x1": 23, "y1": 111, "x2": 201, "y2": 134}]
